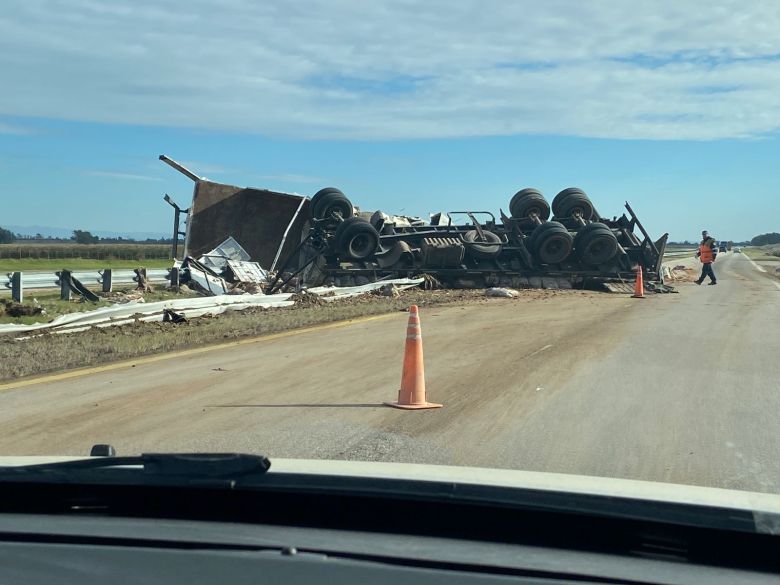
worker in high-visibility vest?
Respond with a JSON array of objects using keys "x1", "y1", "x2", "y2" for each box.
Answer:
[{"x1": 695, "y1": 230, "x2": 718, "y2": 285}]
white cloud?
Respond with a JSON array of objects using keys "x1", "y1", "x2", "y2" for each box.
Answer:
[
  {"x1": 0, "y1": 122, "x2": 33, "y2": 135},
  {"x1": 1, "y1": 0, "x2": 780, "y2": 140},
  {"x1": 85, "y1": 170, "x2": 162, "y2": 181}
]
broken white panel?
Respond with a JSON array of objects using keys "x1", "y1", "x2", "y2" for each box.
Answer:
[
  {"x1": 188, "y1": 265, "x2": 229, "y2": 295},
  {"x1": 227, "y1": 260, "x2": 269, "y2": 284},
  {"x1": 429, "y1": 211, "x2": 450, "y2": 226},
  {"x1": 199, "y1": 236, "x2": 251, "y2": 271},
  {"x1": 3, "y1": 292, "x2": 295, "y2": 336},
  {"x1": 308, "y1": 278, "x2": 423, "y2": 301},
  {"x1": 2, "y1": 278, "x2": 422, "y2": 338},
  {"x1": 485, "y1": 287, "x2": 519, "y2": 298}
]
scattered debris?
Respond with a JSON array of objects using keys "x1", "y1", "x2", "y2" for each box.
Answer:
[
  {"x1": 199, "y1": 236, "x2": 251, "y2": 271},
  {"x1": 646, "y1": 282, "x2": 678, "y2": 294},
  {"x1": 1, "y1": 300, "x2": 44, "y2": 318},
  {"x1": 372, "y1": 283, "x2": 401, "y2": 298},
  {"x1": 100, "y1": 290, "x2": 146, "y2": 304},
  {"x1": 1, "y1": 290, "x2": 296, "y2": 337},
  {"x1": 308, "y1": 278, "x2": 424, "y2": 301},
  {"x1": 290, "y1": 291, "x2": 326, "y2": 307},
  {"x1": 420, "y1": 274, "x2": 442, "y2": 290},
  {"x1": 184, "y1": 258, "x2": 230, "y2": 295},
  {"x1": 231, "y1": 282, "x2": 263, "y2": 294},
  {"x1": 663, "y1": 265, "x2": 696, "y2": 284},
  {"x1": 226, "y1": 260, "x2": 269, "y2": 285},
  {"x1": 485, "y1": 287, "x2": 519, "y2": 298},
  {"x1": 162, "y1": 308, "x2": 187, "y2": 323},
  {"x1": 175, "y1": 238, "x2": 270, "y2": 296},
  {"x1": 134, "y1": 268, "x2": 154, "y2": 293}
]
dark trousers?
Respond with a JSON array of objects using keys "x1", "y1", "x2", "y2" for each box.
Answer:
[{"x1": 698, "y1": 262, "x2": 716, "y2": 283}]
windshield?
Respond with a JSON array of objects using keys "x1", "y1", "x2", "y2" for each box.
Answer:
[{"x1": 1, "y1": 0, "x2": 779, "y2": 504}]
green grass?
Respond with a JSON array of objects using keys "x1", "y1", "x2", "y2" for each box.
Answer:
[
  {"x1": 0, "y1": 257, "x2": 172, "y2": 271},
  {"x1": 0, "y1": 243, "x2": 172, "y2": 270}
]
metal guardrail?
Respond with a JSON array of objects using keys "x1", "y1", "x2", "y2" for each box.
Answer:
[
  {"x1": 3, "y1": 269, "x2": 170, "y2": 302},
  {"x1": 663, "y1": 249, "x2": 697, "y2": 258}
]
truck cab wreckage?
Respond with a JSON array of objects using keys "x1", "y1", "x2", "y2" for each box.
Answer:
[{"x1": 161, "y1": 155, "x2": 670, "y2": 295}]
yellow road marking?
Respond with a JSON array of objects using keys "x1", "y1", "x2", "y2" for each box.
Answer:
[{"x1": 0, "y1": 312, "x2": 401, "y2": 392}]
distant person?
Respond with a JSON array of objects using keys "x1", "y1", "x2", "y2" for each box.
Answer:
[{"x1": 695, "y1": 230, "x2": 717, "y2": 285}]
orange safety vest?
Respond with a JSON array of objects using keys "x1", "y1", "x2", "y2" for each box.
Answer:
[{"x1": 699, "y1": 243, "x2": 714, "y2": 263}]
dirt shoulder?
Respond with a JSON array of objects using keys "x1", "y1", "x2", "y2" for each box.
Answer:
[{"x1": 0, "y1": 287, "x2": 596, "y2": 383}]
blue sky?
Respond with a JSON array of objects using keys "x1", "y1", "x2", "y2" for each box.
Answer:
[{"x1": 2, "y1": 0, "x2": 780, "y2": 242}]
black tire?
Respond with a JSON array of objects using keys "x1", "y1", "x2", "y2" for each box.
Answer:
[
  {"x1": 552, "y1": 187, "x2": 595, "y2": 220},
  {"x1": 462, "y1": 229, "x2": 502, "y2": 259},
  {"x1": 509, "y1": 188, "x2": 551, "y2": 220},
  {"x1": 574, "y1": 222, "x2": 618, "y2": 265},
  {"x1": 311, "y1": 187, "x2": 354, "y2": 221},
  {"x1": 531, "y1": 221, "x2": 573, "y2": 264},
  {"x1": 334, "y1": 217, "x2": 379, "y2": 260}
]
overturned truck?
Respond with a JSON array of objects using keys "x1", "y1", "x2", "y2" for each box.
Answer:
[
  {"x1": 161, "y1": 155, "x2": 668, "y2": 293},
  {"x1": 279, "y1": 187, "x2": 669, "y2": 293}
]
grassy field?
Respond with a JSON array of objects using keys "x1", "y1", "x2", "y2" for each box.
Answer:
[
  {"x1": 0, "y1": 240, "x2": 171, "y2": 260},
  {"x1": 741, "y1": 246, "x2": 780, "y2": 262},
  {"x1": 0, "y1": 242, "x2": 173, "y2": 271}
]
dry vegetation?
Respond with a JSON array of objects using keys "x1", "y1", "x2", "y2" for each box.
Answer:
[{"x1": 742, "y1": 246, "x2": 780, "y2": 262}]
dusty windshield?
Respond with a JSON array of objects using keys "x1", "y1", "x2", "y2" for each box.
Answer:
[{"x1": 1, "y1": 1, "x2": 779, "y2": 497}]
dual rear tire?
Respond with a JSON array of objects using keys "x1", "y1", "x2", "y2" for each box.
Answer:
[
  {"x1": 311, "y1": 188, "x2": 354, "y2": 222},
  {"x1": 573, "y1": 222, "x2": 619, "y2": 266},
  {"x1": 552, "y1": 187, "x2": 597, "y2": 220}
]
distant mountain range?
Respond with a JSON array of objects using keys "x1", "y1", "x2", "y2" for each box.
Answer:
[{"x1": 4, "y1": 225, "x2": 169, "y2": 240}]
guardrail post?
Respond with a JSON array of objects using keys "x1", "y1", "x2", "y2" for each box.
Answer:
[
  {"x1": 11, "y1": 272, "x2": 22, "y2": 303},
  {"x1": 59, "y1": 270, "x2": 72, "y2": 301},
  {"x1": 101, "y1": 268, "x2": 113, "y2": 293},
  {"x1": 169, "y1": 267, "x2": 179, "y2": 291}
]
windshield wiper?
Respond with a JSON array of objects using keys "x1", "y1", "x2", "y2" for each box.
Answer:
[{"x1": 0, "y1": 453, "x2": 271, "y2": 485}]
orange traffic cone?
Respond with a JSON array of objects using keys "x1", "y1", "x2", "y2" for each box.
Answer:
[
  {"x1": 632, "y1": 265, "x2": 645, "y2": 298},
  {"x1": 384, "y1": 305, "x2": 443, "y2": 410}
]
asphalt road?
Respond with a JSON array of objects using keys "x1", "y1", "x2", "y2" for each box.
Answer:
[{"x1": 1, "y1": 252, "x2": 779, "y2": 493}]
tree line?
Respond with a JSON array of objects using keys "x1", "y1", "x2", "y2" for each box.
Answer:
[
  {"x1": 0, "y1": 228, "x2": 172, "y2": 245},
  {"x1": 750, "y1": 233, "x2": 780, "y2": 246}
]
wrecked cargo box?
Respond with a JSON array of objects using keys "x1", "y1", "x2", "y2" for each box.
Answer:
[{"x1": 160, "y1": 155, "x2": 309, "y2": 271}]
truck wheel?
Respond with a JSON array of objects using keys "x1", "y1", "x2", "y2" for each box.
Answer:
[
  {"x1": 552, "y1": 187, "x2": 595, "y2": 220},
  {"x1": 509, "y1": 188, "x2": 551, "y2": 220},
  {"x1": 463, "y1": 229, "x2": 502, "y2": 259},
  {"x1": 335, "y1": 217, "x2": 379, "y2": 260},
  {"x1": 311, "y1": 187, "x2": 354, "y2": 222},
  {"x1": 574, "y1": 222, "x2": 618, "y2": 265},
  {"x1": 531, "y1": 221, "x2": 573, "y2": 264}
]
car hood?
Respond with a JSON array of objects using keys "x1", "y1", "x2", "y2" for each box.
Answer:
[{"x1": 2, "y1": 455, "x2": 780, "y2": 519}]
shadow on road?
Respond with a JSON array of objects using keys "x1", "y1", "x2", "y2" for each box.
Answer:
[{"x1": 207, "y1": 403, "x2": 384, "y2": 408}]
